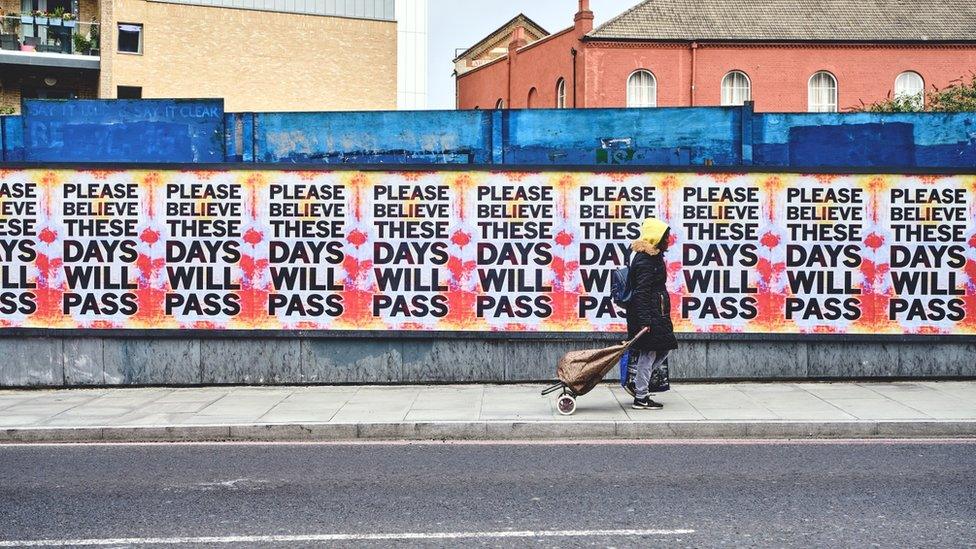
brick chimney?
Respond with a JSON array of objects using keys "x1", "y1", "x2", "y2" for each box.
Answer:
[
  {"x1": 575, "y1": 0, "x2": 594, "y2": 34},
  {"x1": 509, "y1": 25, "x2": 528, "y2": 51}
]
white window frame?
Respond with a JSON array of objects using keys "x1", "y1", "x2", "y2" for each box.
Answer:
[
  {"x1": 895, "y1": 71, "x2": 925, "y2": 109},
  {"x1": 808, "y1": 71, "x2": 838, "y2": 113},
  {"x1": 627, "y1": 69, "x2": 657, "y2": 108},
  {"x1": 556, "y1": 78, "x2": 566, "y2": 109},
  {"x1": 721, "y1": 70, "x2": 751, "y2": 106}
]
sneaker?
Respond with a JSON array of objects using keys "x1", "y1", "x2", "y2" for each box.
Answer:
[{"x1": 632, "y1": 397, "x2": 664, "y2": 410}]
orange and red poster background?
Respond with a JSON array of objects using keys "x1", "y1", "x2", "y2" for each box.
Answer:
[{"x1": 0, "y1": 169, "x2": 974, "y2": 334}]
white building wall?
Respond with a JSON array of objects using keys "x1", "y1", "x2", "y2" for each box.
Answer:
[{"x1": 395, "y1": 0, "x2": 429, "y2": 110}]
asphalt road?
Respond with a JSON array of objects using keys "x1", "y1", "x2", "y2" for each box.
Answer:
[{"x1": 1, "y1": 440, "x2": 974, "y2": 548}]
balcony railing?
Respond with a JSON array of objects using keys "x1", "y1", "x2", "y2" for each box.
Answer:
[{"x1": 0, "y1": 15, "x2": 99, "y2": 56}]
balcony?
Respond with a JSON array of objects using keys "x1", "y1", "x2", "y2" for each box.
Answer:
[{"x1": 0, "y1": 15, "x2": 99, "y2": 70}]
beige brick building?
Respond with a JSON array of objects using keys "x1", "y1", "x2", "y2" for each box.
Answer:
[{"x1": 1, "y1": 0, "x2": 398, "y2": 113}]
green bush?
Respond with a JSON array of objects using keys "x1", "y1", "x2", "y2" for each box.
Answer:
[
  {"x1": 926, "y1": 74, "x2": 976, "y2": 112},
  {"x1": 853, "y1": 73, "x2": 976, "y2": 112}
]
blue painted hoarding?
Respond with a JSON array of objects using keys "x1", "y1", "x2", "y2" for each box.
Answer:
[
  {"x1": 501, "y1": 107, "x2": 742, "y2": 166},
  {"x1": 753, "y1": 112, "x2": 976, "y2": 169},
  {"x1": 20, "y1": 99, "x2": 225, "y2": 163},
  {"x1": 2, "y1": 99, "x2": 976, "y2": 169},
  {"x1": 253, "y1": 110, "x2": 494, "y2": 164},
  {"x1": 0, "y1": 115, "x2": 25, "y2": 162}
]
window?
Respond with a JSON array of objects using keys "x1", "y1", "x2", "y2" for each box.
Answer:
[
  {"x1": 527, "y1": 87, "x2": 538, "y2": 108},
  {"x1": 117, "y1": 23, "x2": 143, "y2": 54},
  {"x1": 627, "y1": 70, "x2": 656, "y2": 108},
  {"x1": 556, "y1": 78, "x2": 567, "y2": 108},
  {"x1": 495, "y1": 99, "x2": 505, "y2": 109},
  {"x1": 808, "y1": 71, "x2": 837, "y2": 112},
  {"x1": 721, "y1": 71, "x2": 751, "y2": 106},
  {"x1": 117, "y1": 86, "x2": 142, "y2": 99},
  {"x1": 895, "y1": 71, "x2": 924, "y2": 109}
]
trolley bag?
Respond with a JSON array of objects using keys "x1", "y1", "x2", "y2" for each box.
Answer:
[
  {"x1": 542, "y1": 328, "x2": 648, "y2": 415},
  {"x1": 556, "y1": 328, "x2": 649, "y2": 396}
]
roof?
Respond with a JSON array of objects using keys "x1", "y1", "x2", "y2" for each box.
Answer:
[
  {"x1": 453, "y1": 14, "x2": 549, "y2": 62},
  {"x1": 588, "y1": 0, "x2": 976, "y2": 42}
]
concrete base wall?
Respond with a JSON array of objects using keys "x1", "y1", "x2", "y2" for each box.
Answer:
[{"x1": 1, "y1": 336, "x2": 974, "y2": 388}]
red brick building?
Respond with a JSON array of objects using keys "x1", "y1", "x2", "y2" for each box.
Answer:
[{"x1": 456, "y1": 0, "x2": 976, "y2": 112}]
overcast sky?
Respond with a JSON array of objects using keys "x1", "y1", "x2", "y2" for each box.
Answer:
[{"x1": 427, "y1": 0, "x2": 636, "y2": 109}]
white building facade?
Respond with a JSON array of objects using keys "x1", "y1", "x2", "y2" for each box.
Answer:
[{"x1": 395, "y1": 0, "x2": 429, "y2": 110}]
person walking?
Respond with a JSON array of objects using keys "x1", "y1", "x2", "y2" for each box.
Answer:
[{"x1": 626, "y1": 218, "x2": 678, "y2": 410}]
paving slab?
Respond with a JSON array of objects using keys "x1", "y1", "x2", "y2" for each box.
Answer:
[
  {"x1": 0, "y1": 381, "x2": 974, "y2": 442},
  {"x1": 827, "y1": 399, "x2": 933, "y2": 420}
]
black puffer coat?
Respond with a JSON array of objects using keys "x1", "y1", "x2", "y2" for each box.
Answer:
[{"x1": 626, "y1": 250, "x2": 678, "y2": 353}]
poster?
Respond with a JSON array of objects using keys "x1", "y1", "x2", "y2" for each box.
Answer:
[{"x1": 0, "y1": 168, "x2": 973, "y2": 334}]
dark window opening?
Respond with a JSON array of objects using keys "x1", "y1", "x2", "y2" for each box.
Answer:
[
  {"x1": 22, "y1": 87, "x2": 77, "y2": 99},
  {"x1": 117, "y1": 23, "x2": 142, "y2": 54},
  {"x1": 117, "y1": 86, "x2": 142, "y2": 99}
]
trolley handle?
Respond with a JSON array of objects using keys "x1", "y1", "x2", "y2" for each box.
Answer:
[{"x1": 622, "y1": 327, "x2": 650, "y2": 348}]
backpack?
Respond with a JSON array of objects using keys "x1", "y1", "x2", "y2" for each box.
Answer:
[{"x1": 610, "y1": 265, "x2": 633, "y2": 307}]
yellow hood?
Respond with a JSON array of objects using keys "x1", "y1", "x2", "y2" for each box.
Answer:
[
  {"x1": 639, "y1": 218, "x2": 669, "y2": 244},
  {"x1": 632, "y1": 218, "x2": 670, "y2": 255}
]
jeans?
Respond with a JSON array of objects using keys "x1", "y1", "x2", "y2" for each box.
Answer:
[{"x1": 634, "y1": 350, "x2": 670, "y2": 399}]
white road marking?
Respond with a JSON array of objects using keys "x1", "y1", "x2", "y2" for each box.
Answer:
[{"x1": 0, "y1": 529, "x2": 694, "y2": 546}]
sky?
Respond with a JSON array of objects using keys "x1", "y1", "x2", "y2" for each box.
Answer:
[{"x1": 427, "y1": 0, "x2": 637, "y2": 109}]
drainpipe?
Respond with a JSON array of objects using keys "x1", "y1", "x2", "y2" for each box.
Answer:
[
  {"x1": 690, "y1": 41, "x2": 698, "y2": 106},
  {"x1": 571, "y1": 48, "x2": 578, "y2": 108}
]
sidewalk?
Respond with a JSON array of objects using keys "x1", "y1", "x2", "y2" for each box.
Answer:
[{"x1": 1, "y1": 381, "x2": 975, "y2": 442}]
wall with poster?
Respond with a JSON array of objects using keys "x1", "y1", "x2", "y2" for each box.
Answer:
[{"x1": 1, "y1": 168, "x2": 973, "y2": 339}]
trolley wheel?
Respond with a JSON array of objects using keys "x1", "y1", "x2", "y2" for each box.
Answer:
[{"x1": 557, "y1": 394, "x2": 577, "y2": 416}]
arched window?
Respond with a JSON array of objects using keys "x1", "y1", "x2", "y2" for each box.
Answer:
[
  {"x1": 627, "y1": 70, "x2": 657, "y2": 108},
  {"x1": 527, "y1": 87, "x2": 538, "y2": 108},
  {"x1": 808, "y1": 71, "x2": 838, "y2": 112},
  {"x1": 556, "y1": 78, "x2": 567, "y2": 108},
  {"x1": 895, "y1": 71, "x2": 924, "y2": 109},
  {"x1": 495, "y1": 99, "x2": 505, "y2": 109},
  {"x1": 721, "y1": 71, "x2": 751, "y2": 106}
]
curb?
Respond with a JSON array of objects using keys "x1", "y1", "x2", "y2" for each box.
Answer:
[{"x1": 3, "y1": 420, "x2": 976, "y2": 443}]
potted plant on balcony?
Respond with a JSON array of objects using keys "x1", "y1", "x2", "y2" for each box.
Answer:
[
  {"x1": 21, "y1": 10, "x2": 40, "y2": 24},
  {"x1": 72, "y1": 32, "x2": 91, "y2": 54},
  {"x1": 34, "y1": 9, "x2": 48, "y2": 25},
  {"x1": 60, "y1": 11, "x2": 76, "y2": 28}
]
